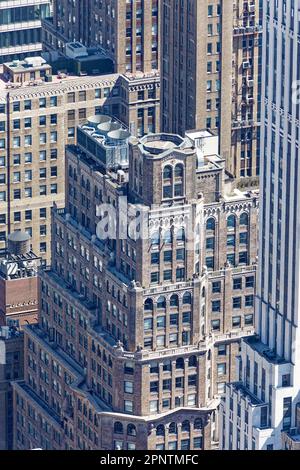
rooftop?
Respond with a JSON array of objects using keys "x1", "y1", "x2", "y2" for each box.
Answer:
[
  {"x1": 0, "y1": 325, "x2": 22, "y2": 340},
  {"x1": 230, "y1": 381, "x2": 265, "y2": 406},
  {"x1": 140, "y1": 133, "x2": 189, "y2": 156},
  {"x1": 4, "y1": 55, "x2": 49, "y2": 70},
  {"x1": 245, "y1": 335, "x2": 289, "y2": 365}
]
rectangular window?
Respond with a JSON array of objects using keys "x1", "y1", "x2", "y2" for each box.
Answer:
[
  {"x1": 212, "y1": 281, "x2": 221, "y2": 293},
  {"x1": 50, "y1": 114, "x2": 57, "y2": 125},
  {"x1": 157, "y1": 316, "x2": 166, "y2": 328},
  {"x1": 233, "y1": 278, "x2": 242, "y2": 290},
  {"x1": 176, "y1": 249, "x2": 185, "y2": 261},
  {"x1": 25, "y1": 210, "x2": 32, "y2": 221},
  {"x1": 218, "y1": 344, "x2": 226, "y2": 356},
  {"x1": 245, "y1": 314, "x2": 254, "y2": 325},
  {"x1": 183, "y1": 312, "x2": 191, "y2": 324},
  {"x1": 124, "y1": 381, "x2": 133, "y2": 394},
  {"x1": 283, "y1": 397, "x2": 292, "y2": 429},
  {"x1": 217, "y1": 363, "x2": 226, "y2": 376},
  {"x1": 79, "y1": 90, "x2": 87, "y2": 101},
  {"x1": 124, "y1": 400, "x2": 133, "y2": 413},
  {"x1": 14, "y1": 212, "x2": 21, "y2": 222},
  {"x1": 245, "y1": 295, "x2": 254, "y2": 307},
  {"x1": 50, "y1": 96, "x2": 57, "y2": 107},
  {"x1": 24, "y1": 100, "x2": 31, "y2": 110},
  {"x1": 233, "y1": 297, "x2": 242, "y2": 309},
  {"x1": 144, "y1": 318, "x2": 153, "y2": 331},
  {"x1": 13, "y1": 189, "x2": 20, "y2": 200},
  {"x1": 212, "y1": 300, "x2": 221, "y2": 312},
  {"x1": 246, "y1": 276, "x2": 255, "y2": 288},
  {"x1": 212, "y1": 320, "x2": 220, "y2": 331},
  {"x1": 232, "y1": 316, "x2": 241, "y2": 328},
  {"x1": 151, "y1": 252, "x2": 159, "y2": 264},
  {"x1": 39, "y1": 98, "x2": 46, "y2": 108},
  {"x1": 151, "y1": 272, "x2": 159, "y2": 284}
]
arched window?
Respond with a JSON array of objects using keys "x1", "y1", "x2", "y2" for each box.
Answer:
[
  {"x1": 163, "y1": 229, "x2": 172, "y2": 244},
  {"x1": 127, "y1": 424, "x2": 136, "y2": 436},
  {"x1": 202, "y1": 287, "x2": 206, "y2": 298},
  {"x1": 227, "y1": 215, "x2": 236, "y2": 229},
  {"x1": 156, "y1": 424, "x2": 165, "y2": 436},
  {"x1": 175, "y1": 164, "x2": 184, "y2": 178},
  {"x1": 206, "y1": 218, "x2": 215, "y2": 231},
  {"x1": 182, "y1": 420, "x2": 190, "y2": 433},
  {"x1": 240, "y1": 212, "x2": 249, "y2": 226},
  {"x1": 170, "y1": 294, "x2": 179, "y2": 308},
  {"x1": 188, "y1": 355, "x2": 197, "y2": 368},
  {"x1": 194, "y1": 418, "x2": 203, "y2": 430},
  {"x1": 169, "y1": 422, "x2": 177, "y2": 435},
  {"x1": 114, "y1": 422, "x2": 123, "y2": 434},
  {"x1": 157, "y1": 296, "x2": 166, "y2": 310},
  {"x1": 163, "y1": 165, "x2": 172, "y2": 180},
  {"x1": 176, "y1": 357, "x2": 184, "y2": 369},
  {"x1": 176, "y1": 227, "x2": 185, "y2": 242},
  {"x1": 183, "y1": 292, "x2": 192, "y2": 305},
  {"x1": 151, "y1": 231, "x2": 160, "y2": 246},
  {"x1": 144, "y1": 298, "x2": 153, "y2": 312}
]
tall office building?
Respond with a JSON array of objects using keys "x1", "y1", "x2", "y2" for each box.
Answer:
[
  {"x1": 0, "y1": 0, "x2": 51, "y2": 64},
  {"x1": 0, "y1": 56, "x2": 160, "y2": 263},
  {"x1": 43, "y1": 0, "x2": 160, "y2": 74},
  {"x1": 161, "y1": 0, "x2": 262, "y2": 182},
  {"x1": 12, "y1": 117, "x2": 259, "y2": 450},
  {"x1": 220, "y1": 0, "x2": 300, "y2": 450},
  {"x1": 0, "y1": 325, "x2": 23, "y2": 450},
  {"x1": 42, "y1": 0, "x2": 161, "y2": 136}
]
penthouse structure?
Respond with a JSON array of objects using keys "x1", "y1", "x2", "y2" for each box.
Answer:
[{"x1": 12, "y1": 124, "x2": 258, "y2": 450}]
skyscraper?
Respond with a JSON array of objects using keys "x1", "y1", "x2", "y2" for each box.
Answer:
[
  {"x1": 43, "y1": 0, "x2": 160, "y2": 74},
  {"x1": 42, "y1": 0, "x2": 161, "y2": 137},
  {"x1": 0, "y1": 56, "x2": 160, "y2": 263},
  {"x1": 12, "y1": 117, "x2": 259, "y2": 450},
  {"x1": 161, "y1": 0, "x2": 262, "y2": 182},
  {"x1": 0, "y1": 325, "x2": 23, "y2": 450},
  {"x1": 220, "y1": 0, "x2": 300, "y2": 450},
  {"x1": 0, "y1": 1, "x2": 51, "y2": 64}
]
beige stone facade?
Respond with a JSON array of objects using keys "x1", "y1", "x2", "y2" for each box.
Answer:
[
  {"x1": 43, "y1": 0, "x2": 160, "y2": 75},
  {"x1": 12, "y1": 128, "x2": 258, "y2": 450},
  {"x1": 0, "y1": 70, "x2": 160, "y2": 264},
  {"x1": 161, "y1": 0, "x2": 262, "y2": 183}
]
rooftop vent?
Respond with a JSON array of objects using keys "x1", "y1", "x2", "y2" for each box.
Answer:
[
  {"x1": 97, "y1": 121, "x2": 121, "y2": 136},
  {"x1": 87, "y1": 114, "x2": 111, "y2": 128},
  {"x1": 107, "y1": 129, "x2": 131, "y2": 141}
]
